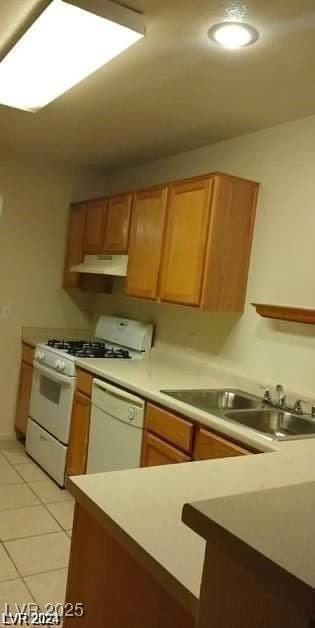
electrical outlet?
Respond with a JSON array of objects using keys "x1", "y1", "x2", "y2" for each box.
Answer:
[{"x1": 1, "y1": 305, "x2": 11, "y2": 318}]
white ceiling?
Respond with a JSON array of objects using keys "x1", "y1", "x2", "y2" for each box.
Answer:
[{"x1": 1, "y1": 0, "x2": 315, "y2": 171}]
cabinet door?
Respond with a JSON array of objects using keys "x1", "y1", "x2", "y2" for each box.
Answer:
[
  {"x1": 193, "y1": 428, "x2": 251, "y2": 461},
  {"x1": 142, "y1": 433, "x2": 191, "y2": 467},
  {"x1": 15, "y1": 361, "x2": 33, "y2": 435},
  {"x1": 146, "y1": 403, "x2": 194, "y2": 454},
  {"x1": 63, "y1": 202, "x2": 86, "y2": 288},
  {"x1": 126, "y1": 186, "x2": 168, "y2": 299},
  {"x1": 159, "y1": 178, "x2": 213, "y2": 306},
  {"x1": 104, "y1": 193, "x2": 133, "y2": 252},
  {"x1": 84, "y1": 198, "x2": 108, "y2": 253},
  {"x1": 201, "y1": 175, "x2": 259, "y2": 312},
  {"x1": 66, "y1": 392, "x2": 91, "y2": 476}
]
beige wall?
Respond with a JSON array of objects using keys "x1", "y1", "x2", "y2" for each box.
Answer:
[
  {"x1": 92, "y1": 114, "x2": 315, "y2": 399},
  {"x1": 0, "y1": 156, "x2": 97, "y2": 437}
]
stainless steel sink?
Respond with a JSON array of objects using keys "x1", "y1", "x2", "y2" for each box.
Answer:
[
  {"x1": 224, "y1": 409, "x2": 315, "y2": 439},
  {"x1": 161, "y1": 387, "x2": 315, "y2": 441},
  {"x1": 161, "y1": 388, "x2": 262, "y2": 412}
]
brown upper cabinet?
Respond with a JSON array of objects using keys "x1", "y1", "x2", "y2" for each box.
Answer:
[
  {"x1": 126, "y1": 186, "x2": 168, "y2": 299},
  {"x1": 64, "y1": 172, "x2": 258, "y2": 310},
  {"x1": 104, "y1": 193, "x2": 133, "y2": 253},
  {"x1": 200, "y1": 174, "x2": 258, "y2": 312},
  {"x1": 159, "y1": 177, "x2": 213, "y2": 306},
  {"x1": 84, "y1": 197, "x2": 108, "y2": 253},
  {"x1": 63, "y1": 202, "x2": 86, "y2": 289},
  {"x1": 159, "y1": 174, "x2": 258, "y2": 311}
]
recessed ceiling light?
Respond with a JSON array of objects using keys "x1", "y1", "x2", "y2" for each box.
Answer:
[
  {"x1": 0, "y1": 0, "x2": 144, "y2": 112},
  {"x1": 208, "y1": 21, "x2": 259, "y2": 49}
]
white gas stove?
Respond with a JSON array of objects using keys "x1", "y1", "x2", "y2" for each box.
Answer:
[
  {"x1": 33, "y1": 315, "x2": 153, "y2": 377},
  {"x1": 26, "y1": 316, "x2": 153, "y2": 486}
]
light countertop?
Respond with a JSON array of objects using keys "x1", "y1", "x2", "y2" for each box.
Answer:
[
  {"x1": 24, "y1": 332, "x2": 312, "y2": 453},
  {"x1": 75, "y1": 350, "x2": 302, "y2": 453},
  {"x1": 22, "y1": 326, "x2": 93, "y2": 348},
  {"x1": 24, "y1": 328, "x2": 315, "y2": 609},
  {"x1": 68, "y1": 438, "x2": 315, "y2": 616}
]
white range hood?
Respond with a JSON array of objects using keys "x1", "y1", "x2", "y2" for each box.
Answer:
[{"x1": 71, "y1": 254, "x2": 128, "y2": 276}]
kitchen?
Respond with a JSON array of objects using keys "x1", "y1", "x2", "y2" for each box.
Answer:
[{"x1": 1, "y1": 0, "x2": 315, "y2": 626}]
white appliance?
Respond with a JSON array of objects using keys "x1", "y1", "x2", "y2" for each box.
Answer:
[
  {"x1": 71, "y1": 254, "x2": 128, "y2": 276},
  {"x1": 26, "y1": 315, "x2": 153, "y2": 486},
  {"x1": 87, "y1": 379, "x2": 145, "y2": 473}
]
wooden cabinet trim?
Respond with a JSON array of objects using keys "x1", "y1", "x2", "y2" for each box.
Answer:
[
  {"x1": 22, "y1": 343, "x2": 34, "y2": 366},
  {"x1": 15, "y1": 360, "x2": 33, "y2": 435},
  {"x1": 146, "y1": 403, "x2": 194, "y2": 454},
  {"x1": 76, "y1": 368, "x2": 93, "y2": 398},
  {"x1": 63, "y1": 202, "x2": 87, "y2": 289},
  {"x1": 66, "y1": 391, "x2": 91, "y2": 477},
  {"x1": 77, "y1": 173, "x2": 258, "y2": 204}
]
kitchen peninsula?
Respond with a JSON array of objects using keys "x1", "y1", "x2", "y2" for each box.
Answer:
[{"x1": 64, "y1": 438, "x2": 315, "y2": 628}]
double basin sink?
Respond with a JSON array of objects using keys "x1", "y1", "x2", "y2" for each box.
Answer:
[{"x1": 160, "y1": 388, "x2": 315, "y2": 441}]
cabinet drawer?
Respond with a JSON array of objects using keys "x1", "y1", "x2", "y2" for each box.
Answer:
[
  {"x1": 143, "y1": 433, "x2": 191, "y2": 467},
  {"x1": 76, "y1": 369, "x2": 93, "y2": 397},
  {"x1": 193, "y1": 427, "x2": 252, "y2": 460},
  {"x1": 146, "y1": 403, "x2": 194, "y2": 453},
  {"x1": 22, "y1": 343, "x2": 34, "y2": 366}
]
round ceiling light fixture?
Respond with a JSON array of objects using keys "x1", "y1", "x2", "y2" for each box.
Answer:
[{"x1": 208, "y1": 21, "x2": 259, "y2": 49}]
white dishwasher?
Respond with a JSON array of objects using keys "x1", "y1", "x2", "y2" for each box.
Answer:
[{"x1": 87, "y1": 379, "x2": 145, "y2": 474}]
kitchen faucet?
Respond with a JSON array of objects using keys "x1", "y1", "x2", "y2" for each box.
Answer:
[
  {"x1": 276, "y1": 384, "x2": 286, "y2": 408},
  {"x1": 260, "y1": 383, "x2": 315, "y2": 418}
]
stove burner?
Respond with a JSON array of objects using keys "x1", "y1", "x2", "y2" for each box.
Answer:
[{"x1": 47, "y1": 339, "x2": 131, "y2": 359}]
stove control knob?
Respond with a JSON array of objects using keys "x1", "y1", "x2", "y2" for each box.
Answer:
[
  {"x1": 59, "y1": 361, "x2": 66, "y2": 372},
  {"x1": 36, "y1": 351, "x2": 45, "y2": 362},
  {"x1": 128, "y1": 408, "x2": 135, "y2": 421},
  {"x1": 55, "y1": 359, "x2": 60, "y2": 370}
]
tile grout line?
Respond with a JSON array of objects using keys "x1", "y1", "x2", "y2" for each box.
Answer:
[
  {"x1": 0, "y1": 541, "x2": 37, "y2": 605},
  {"x1": 0, "y1": 444, "x2": 71, "y2": 607},
  {"x1": 1, "y1": 529, "x2": 64, "y2": 544},
  {"x1": 1, "y1": 529, "x2": 70, "y2": 606}
]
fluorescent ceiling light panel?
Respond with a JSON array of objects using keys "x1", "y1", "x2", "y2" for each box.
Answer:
[{"x1": 0, "y1": 0, "x2": 144, "y2": 112}]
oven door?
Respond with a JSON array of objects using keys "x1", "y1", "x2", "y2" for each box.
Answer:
[{"x1": 29, "y1": 361, "x2": 75, "y2": 445}]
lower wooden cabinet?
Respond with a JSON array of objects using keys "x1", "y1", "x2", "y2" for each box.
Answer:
[
  {"x1": 15, "y1": 343, "x2": 34, "y2": 436},
  {"x1": 141, "y1": 402, "x2": 255, "y2": 468},
  {"x1": 66, "y1": 391, "x2": 91, "y2": 476},
  {"x1": 15, "y1": 361, "x2": 33, "y2": 435},
  {"x1": 193, "y1": 427, "x2": 252, "y2": 460},
  {"x1": 146, "y1": 403, "x2": 194, "y2": 453},
  {"x1": 142, "y1": 433, "x2": 191, "y2": 467}
]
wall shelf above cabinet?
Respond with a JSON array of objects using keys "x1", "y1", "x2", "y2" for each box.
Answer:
[{"x1": 252, "y1": 303, "x2": 315, "y2": 325}]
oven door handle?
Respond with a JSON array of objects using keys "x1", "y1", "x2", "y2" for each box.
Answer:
[{"x1": 33, "y1": 360, "x2": 74, "y2": 386}]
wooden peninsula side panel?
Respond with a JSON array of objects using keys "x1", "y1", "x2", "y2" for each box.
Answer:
[{"x1": 64, "y1": 503, "x2": 195, "y2": 628}]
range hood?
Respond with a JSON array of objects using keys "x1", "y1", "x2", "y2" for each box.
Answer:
[{"x1": 71, "y1": 254, "x2": 128, "y2": 276}]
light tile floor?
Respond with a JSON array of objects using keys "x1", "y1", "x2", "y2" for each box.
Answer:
[{"x1": 0, "y1": 442, "x2": 74, "y2": 624}]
